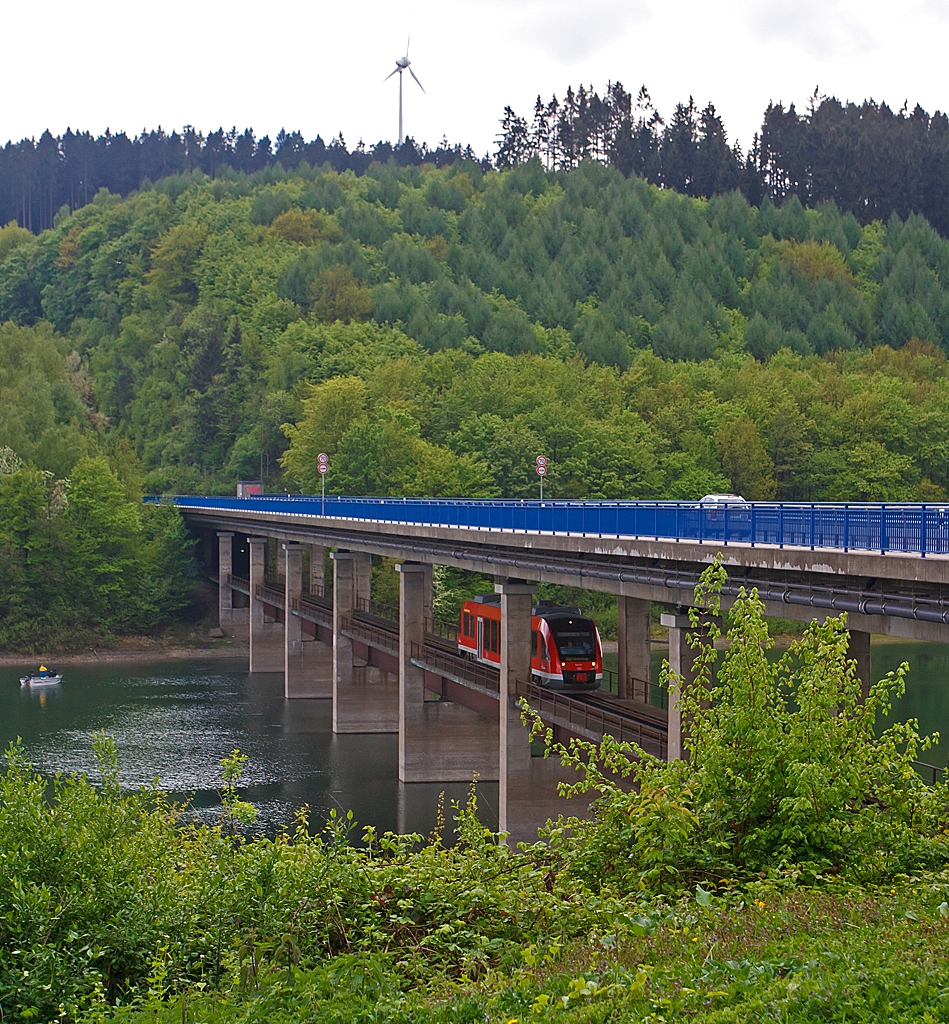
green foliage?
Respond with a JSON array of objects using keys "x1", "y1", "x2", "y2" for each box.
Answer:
[
  {"x1": 0, "y1": 321, "x2": 90, "y2": 478},
  {"x1": 5, "y1": 165, "x2": 949, "y2": 498},
  {"x1": 529, "y1": 560, "x2": 949, "y2": 894},
  {"x1": 0, "y1": 454, "x2": 195, "y2": 650}
]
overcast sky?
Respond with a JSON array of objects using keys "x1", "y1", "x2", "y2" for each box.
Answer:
[{"x1": 4, "y1": 0, "x2": 948, "y2": 156}]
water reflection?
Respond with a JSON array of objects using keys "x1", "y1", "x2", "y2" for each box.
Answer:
[
  {"x1": 3, "y1": 640, "x2": 947, "y2": 839},
  {"x1": 1, "y1": 659, "x2": 497, "y2": 838}
]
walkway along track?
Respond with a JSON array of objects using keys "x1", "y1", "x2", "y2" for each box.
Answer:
[{"x1": 276, "y1": 590, "x2": 672, "y2": 758}]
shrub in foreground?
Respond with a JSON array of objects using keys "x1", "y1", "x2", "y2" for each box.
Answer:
[{"x1": 534, "y1": 561, "x2": 949, "y2": 893}]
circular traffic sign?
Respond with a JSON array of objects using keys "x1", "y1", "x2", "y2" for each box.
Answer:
[
  {"x1": 317, "y1": 452, "x2": 329, "y2": 465},
  {"x1": 536, "y1": 465, "x2": 547, "y2": 476},
  {"x1": 318, "y1": 463, "x2": 328, "y2": 475},
  {"x1": 535, "y1": 455, "x2": 547, "y2": 466}
]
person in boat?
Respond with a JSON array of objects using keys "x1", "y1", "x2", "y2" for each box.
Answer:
[{"x1": 38, "y1": 665, "x2": 48, "y2": 678}]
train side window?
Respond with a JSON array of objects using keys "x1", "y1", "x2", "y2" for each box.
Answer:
[
  {"x1": 463, "y1": 612, "x2": 471, "y2": 637},
  {"x1": 490, "y1": 619, "x2": 499, "y2": 652},
  {"x1": 531, "y1": 630, "x2": 538, "y2": 657}
]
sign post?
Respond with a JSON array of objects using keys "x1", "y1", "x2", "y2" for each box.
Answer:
[
  {"x1": 535, "y1": 455, "x2": 547, "y2": 501},
  {"x1": 318, "y1": 453, "x2": 328, "y2": 515}
]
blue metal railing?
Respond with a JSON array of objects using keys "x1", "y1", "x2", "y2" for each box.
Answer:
[{"x1": 149, "y1": 495, "x2": 949, "y2": 558}]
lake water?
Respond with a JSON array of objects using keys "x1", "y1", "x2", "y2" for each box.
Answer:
[
  {"x1": 0, "y1": 659, "x2": 497, "y2": 839},
  {"x1": 2, "y1": 641, "x2": 947, "y2": 837}
]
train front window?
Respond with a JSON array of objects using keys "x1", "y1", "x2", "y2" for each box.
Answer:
[{"x1": 549, "y1": 618, "x2": 596, "y2": 660}]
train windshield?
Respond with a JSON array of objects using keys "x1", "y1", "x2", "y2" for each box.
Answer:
[{"x1": 548, "y1": 618, "x2": 597, "y2": 660}]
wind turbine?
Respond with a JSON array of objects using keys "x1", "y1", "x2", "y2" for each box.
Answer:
[{"x1": 384, "y1": 36, "x2": 426, "y2": 144}]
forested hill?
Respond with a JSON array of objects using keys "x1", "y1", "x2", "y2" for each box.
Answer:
[
  {"x1": 4, "y1": 158, "x2": 949, "y2": 505},
  {"x1": 7, "y1": 89, "x2": 949, "y2": 235}
]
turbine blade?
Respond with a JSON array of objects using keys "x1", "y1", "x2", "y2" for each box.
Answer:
[
  {"x1": 384, "y1": 66, "x2": 400, "y2": 82},
  {"x1": 409, "y1": 66, "x2": 426, "y2": 94},
  {"x1": 406, "y1": 32, "x2": 411, "y2": 58}
]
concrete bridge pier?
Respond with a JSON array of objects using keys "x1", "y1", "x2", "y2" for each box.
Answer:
[
  {"x1": 617, "y1": 595, "x2": 651, "y2": 701},
  {"x1": 332, "y1": 551, "x2": 398, "y2": 734},
  {"x1": 217, "y1": 531, "x2": 234, "y2": 627},
  {"x1": 397, "y1": 562, "x2": 498, "y2": 784},
  {"x1": 282, "y1": 542, "x2": 328, "y2": 698},
  {"x1": 249, "y1": 536, "x2": 282, "y2": 672},
  {"x1": 662, "y1": 611, "x2": 714, "y2": 761},
  {"x1": 498, "y1": 579, "x2": 581, "y2": 845},
  {"x1": 309, "y1": 544, "x2": 325, "y2": 595},
  {"x1": 355, "y1": 552, "x2": 372, "y2": 607}
]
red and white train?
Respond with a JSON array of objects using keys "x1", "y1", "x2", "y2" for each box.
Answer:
[{"x1": 458, "y1": 596, "x2": 603, "y2": 691}]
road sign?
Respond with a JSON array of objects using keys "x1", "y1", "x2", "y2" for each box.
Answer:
[
  {"x1": 318, "y1": 463, "x2": 328, "y2": 475},
  {"x1": 535, "y1": 455, "x2": 547, "y2": 467},
  {"x1": 317, "y1": 452, "x2": 329, "y2": 465},
  {"x1": 536, "y1": 465, "x2": 547, "y2": 476}
]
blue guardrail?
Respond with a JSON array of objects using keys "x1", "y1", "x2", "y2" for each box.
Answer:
[{"x1": 149, "y1": 495, "x2": 949, "y2": 558}]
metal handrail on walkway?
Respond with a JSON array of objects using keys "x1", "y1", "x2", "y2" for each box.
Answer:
[
  {"x1": 225, "y1": 573, "x2": 250, "y2": 593},
  {"x1": 255, "y1": 582, "x2": 285, "y2": 607},
  {"x1": 426, "y1": 616, "x2": 459, "y2": 643},
  {"x1": 602, "y1": 668, "x2": 664, "y2": 707},
  {"x1": 342, "y1": 616, "x2": 400, "y2": 654},
  {"x1": 409, "y1": 642, "x2": 501, "y2": 696},
  {"x1": 913, "y1": 760, "x2": 948, "y2": 785},
  {"x1": 293, "y1": 596, "x2": 332, "y2": 627},
  {"x1": 355, "y1": 597, "x2": 400, "y2": 621},
  {"x1": 515, "y1": 678, "x2": 667, "y2": 759}
]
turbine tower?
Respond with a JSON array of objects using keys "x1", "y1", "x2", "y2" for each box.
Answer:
[{"x1": 384, "y1": 37, "x2": 425, "y2": 144}]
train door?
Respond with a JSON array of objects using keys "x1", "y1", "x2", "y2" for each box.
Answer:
[{"x1": 477, "y1": 618, "x2": 484, "y2": 660}]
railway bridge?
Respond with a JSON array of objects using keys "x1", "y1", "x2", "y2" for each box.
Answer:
[{"x1": 160, "y1": 494, "x2": 949, "y2": 841}]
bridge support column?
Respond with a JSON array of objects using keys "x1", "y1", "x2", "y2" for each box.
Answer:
[
  {"x1": 617, "y1": 596, "x2": 651, "y2": 701},
  {"x1": 398, "y1": 563, "x2": 498, "y2": 783},
  {"x1": 422, "y1": 564, "x2": 433, "y2": 629},
  {"x1": 355, "y1": 552, "x2": 372, "y2": 608},
  {"x1": 398, "y1": 562, "x2": 428, "y2": 780},
  {"x1": 498, "y1": 579, "x2": 582, "y2": 843},
  {"x1": 217, "y1": 532, "x2": 234, "y2": 627},
  {"x1": 331, "y1": 552, "x2": 355, "y2": 732},
  {"x1": 332, "y1": 551, "x2": 398, "y2": 733},
  {"x1": 848, "y1": 629, "x2": 872, "y2": 701},
  {"x1": 283, "y1": 543, "x2": 307, "y2": 698},
  {"x1": 309, "y1": 544, "x2": 325, "y2": 596},
  {"x1": 249, "y1": 537, "x2": 282, "y2": 672},
  {"x1": 662, "y1": 611, "x2": 712, "y2": 761}
]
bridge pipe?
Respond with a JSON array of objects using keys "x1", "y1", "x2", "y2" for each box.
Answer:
[{"x1": 458, "y1": 551, "x2": 949, "y2": 626}]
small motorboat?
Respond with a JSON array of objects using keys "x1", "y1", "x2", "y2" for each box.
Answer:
[{"x1": 20, "y1": 666, "x2": 63, "y2": 687}]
